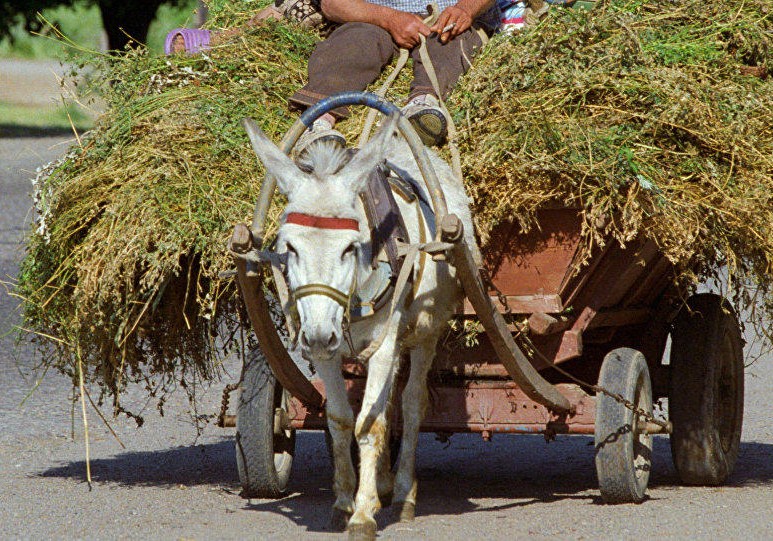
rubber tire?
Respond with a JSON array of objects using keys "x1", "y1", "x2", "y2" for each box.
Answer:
[
  {"x1": 236, "y1": 345, "x2": 296, "y2": 498},
  {"x1": 595, "y1": 347, "x2": 653, "y2": 504},
  {"x1": 669, "y1": 293, "x2": 744, "y2": 486}
]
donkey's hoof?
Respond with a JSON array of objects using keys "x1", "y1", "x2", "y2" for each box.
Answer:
[
  {"x1": 330, "y1": 508, "x2": 351, "y2": 532},
  {"x1": 348, "y1": 521, "x2": 377, "y2": 541},
  {"x1": 397, "y1": 501, "x2": 415, "y2": 522}
]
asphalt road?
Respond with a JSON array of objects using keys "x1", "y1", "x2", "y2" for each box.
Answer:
[{"x1": 0, "y1": 68, "x2": 771, "y2": 540}]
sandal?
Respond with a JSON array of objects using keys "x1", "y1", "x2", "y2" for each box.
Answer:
[
  {"x1": 163, "y1": 5, "x2": 293, "y2": 56},
  {"x1": 164, "y1": 28, "x2": 212, "y2": 55},
  {"x1": 401, "y1": 95, "x2": 448, "y2": 147}
]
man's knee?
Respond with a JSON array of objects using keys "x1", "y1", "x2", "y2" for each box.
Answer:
[{"x1": 319, "y1": 22, "x2": 394, "y2": 55}]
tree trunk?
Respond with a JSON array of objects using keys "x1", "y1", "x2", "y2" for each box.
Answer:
[{"x1": 98, "y1": 0, "x2": 164, "y2": 52}]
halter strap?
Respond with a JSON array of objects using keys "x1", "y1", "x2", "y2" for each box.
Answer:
[
  {"x1": 286, "y1": 212, "x2": 359, "y2": 231},
  {"x1": 291, "y1": 283, "x2": 351, "y2": 309}
]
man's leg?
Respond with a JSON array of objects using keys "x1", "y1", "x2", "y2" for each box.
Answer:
[
  {"x1": 409, "y1": 28, "x2": 486, "y2": 100},
  {"x1": 403, "y1": 28, "x2": 486, "y2": 145},
  {"x1": 289, "y1": 22, "x2": 398, "y2": 119}
]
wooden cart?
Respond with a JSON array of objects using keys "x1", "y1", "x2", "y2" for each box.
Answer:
[{"x1": 228, "y1": 93, "x2": 745, "y2": 505}]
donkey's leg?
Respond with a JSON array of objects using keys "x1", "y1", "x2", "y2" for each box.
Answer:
[
  {"x1": 375, "y1": 426, "x2": 394, "y2": 507},
  {"x1": 348, "y1": 341, "x2": 399, "y2": 539},
  {"x1": 392, "y1": 340, "x2": 435, "y2": 522},
  {"x1": 315, "y1": 359, "x2": 357, "y2": 531}
]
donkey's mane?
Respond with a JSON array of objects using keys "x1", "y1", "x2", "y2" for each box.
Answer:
[{"x1": 296, "y1": 140, "x2": 352, "y2": 179}]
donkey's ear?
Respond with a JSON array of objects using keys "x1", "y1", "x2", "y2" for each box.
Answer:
[
  {"x1": 336, "y1": 113, "x2": 399, "y2": 193},
  {"x1": 243, "y1": 118, "x2": 302, "y2": 195}
]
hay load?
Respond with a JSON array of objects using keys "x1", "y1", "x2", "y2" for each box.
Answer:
[{"x1": 16, "y1": 0, "x2": 771, "y2": 413}]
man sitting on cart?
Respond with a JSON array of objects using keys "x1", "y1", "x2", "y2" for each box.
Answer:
[{"x1": 289, "y1": 0, "x2": 499, "y2": 149}]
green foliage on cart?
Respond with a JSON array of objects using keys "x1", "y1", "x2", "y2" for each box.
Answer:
[{"x1": 15, "y1": 0, "x2": 771, "y2": 419}]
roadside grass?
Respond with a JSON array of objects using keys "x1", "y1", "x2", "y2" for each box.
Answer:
[
  {"x1": 0, "y1": 102, "x2": 94, "y2": 135},
  {"x1": 0, "y1": 0, "x2": 199, "y2": 60},
  {"x1": 0, "y1": 0, "x2": 198, "y2": 133}
]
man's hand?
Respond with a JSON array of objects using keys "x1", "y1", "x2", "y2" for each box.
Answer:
[
  {"x1": 430, "y1": 0, "x2": 494, "y2": 43},
  {"x1": 430, "y1": 5, "x2": 473, "y2": 43},
  {"x1": 321, "y1": 0, "x2": 431, "y2": 49},
  {"x1": 384, "y1": 11, "x2": 432, "y2": 48}
]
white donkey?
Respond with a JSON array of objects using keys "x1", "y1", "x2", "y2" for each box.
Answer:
[{"x1": 245, "y1": 114, "x2": 475, "y2": 539}]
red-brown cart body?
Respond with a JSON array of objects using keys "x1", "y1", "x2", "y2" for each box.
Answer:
[{"x1": 282, "y1": 208, "x2": 680, "y2": 438}]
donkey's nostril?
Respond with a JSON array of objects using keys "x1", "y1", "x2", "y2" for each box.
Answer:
[{"x1": 327, "y1": 331, "x2": 340, "y2": 349}]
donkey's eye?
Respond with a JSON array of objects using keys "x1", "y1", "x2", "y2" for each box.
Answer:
[
  {"x1": 285, "y1": 242, "x2": 297, "y2": 257},
  {"x1": 342, "y1": 243, "x2": 356, "y2": 260}
]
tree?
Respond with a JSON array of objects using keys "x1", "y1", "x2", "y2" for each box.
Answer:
[{"x1": 0, "y1": 0, "x2": 187, "y2": 52}]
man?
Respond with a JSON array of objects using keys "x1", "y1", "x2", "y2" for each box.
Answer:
[{"x1": 289, "y1": 0, "x2": 499, "y2": 148}]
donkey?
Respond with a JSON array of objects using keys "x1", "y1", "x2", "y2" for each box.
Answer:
[{"x1": 245, "y1": 114, "x2": 475, "y2": 539}]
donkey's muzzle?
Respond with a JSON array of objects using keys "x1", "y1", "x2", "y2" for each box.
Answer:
[{"x1": 299, "y1": 326, "x2": 342, "y2": 359}]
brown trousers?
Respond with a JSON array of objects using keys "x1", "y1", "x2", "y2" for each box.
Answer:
[{"x1": 289, "y1": 22, "x2": 486, "y2": 118}]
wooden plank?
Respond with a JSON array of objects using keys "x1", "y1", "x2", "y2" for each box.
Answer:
[
  {"x1": 481, "y1": 210, "x2": 583, "y2": 297},
  {"x1": 587, "y1": 307, "x2": 652, "y2": 329},
  {"x1": 287, "y1": 381, "x2": 596, "y2": 433},
  {"x1": 460, "y1": 294, "x2": 563, "y2": 315},
  {"x1": 626, "y1": 252, "x2": 674, "y2": 306},
  {"x1": 528, "y1": 312, "x2": 574, "y2": 335},
  {"x1": 556, "y1": 329, "x2": 583, "y2": 363},
  {"x1": 441, "y1": 214, "x2": 572, "y2": 413}
]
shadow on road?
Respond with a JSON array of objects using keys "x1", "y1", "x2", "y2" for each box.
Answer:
[
  {"x1": 36, "y1": 432, "x2": 773, "y2": 533},
  {"x1": 0, "y1": 124, "x2": 78, "y2": 138},
  {"x1": 38, "y1": 438, "x2": 240, "y2": 488}
]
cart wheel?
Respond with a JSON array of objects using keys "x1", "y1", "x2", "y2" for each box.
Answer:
[
  {"x1": 669, "y1": 293, "x2": 744, "y2": 485},
  {"x1": 594, "y1": 347, "x2": 653, "y2": 504},
  {"x1": 236, "y1": 345, "x2": 296, "y2": 498}
]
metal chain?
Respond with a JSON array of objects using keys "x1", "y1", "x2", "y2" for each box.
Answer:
[
  {"x1": 479, "y1": 267, "x2": 511, "y2": 314},
  {"x1": 216, "y1": 382, "x2": 240, "y2": 428},
  {"x1": 514, "y1": 329, "x2": 671, "y2": 430}
]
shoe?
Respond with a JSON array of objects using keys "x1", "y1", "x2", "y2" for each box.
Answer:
[
  {"x1": 294, "y1": 119, "x2": 346, "y2": 159},
  {"x1": 401, "y1": 94, "x2": 447, "y2": 147}
]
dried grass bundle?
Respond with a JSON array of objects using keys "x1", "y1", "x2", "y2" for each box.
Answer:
[{"x1": 16, "y1": 0, "x2": 771, "y2": 413}]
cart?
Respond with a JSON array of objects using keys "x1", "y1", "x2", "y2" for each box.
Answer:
[{"x1": 227, "y1": 93, "x2": 745, "y2": 505}]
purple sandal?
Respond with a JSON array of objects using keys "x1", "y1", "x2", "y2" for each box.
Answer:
[{"x1": 164, "y1": 28, "x2": 212, "y2": 55}]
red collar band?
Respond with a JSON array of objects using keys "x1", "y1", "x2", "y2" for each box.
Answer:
[{"x1": 285, "y1": 212, "x2": 360, "y2": 231}]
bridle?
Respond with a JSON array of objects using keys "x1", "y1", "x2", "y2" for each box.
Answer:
[{"x1": 285, "y1": 212, "x2": 360, "y2": 315}]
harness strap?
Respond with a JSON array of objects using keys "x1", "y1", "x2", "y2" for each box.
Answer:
[
  {"x1": 292, "y1": 283, "x2": 350, "y2": 308},
  {"x1": 361, "y1": 163, "x2": 409, "y2": 271},
  {"x1": 269, "y1": 252, "x2": 297, "y2": 344},
  {"x1": 357, "y1": 48, "x2": 411, "y2": 148},
  {"x1": 355, "y1": 242, "x2": 421, "y2": 363},
  {"x1": 286, "y1": 212, "x2": 359, "y2": 231}
]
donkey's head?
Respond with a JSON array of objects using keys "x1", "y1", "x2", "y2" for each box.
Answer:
[{"x1": 245, "y1": 115, "x2": 398, "y2": 360}]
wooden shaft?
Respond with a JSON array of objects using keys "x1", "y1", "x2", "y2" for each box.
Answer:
[
  {"x1": 235, "y1": 258, "x2": 324, "y2": 410},
  {"x1": 441, "y1": 213, "x2": 572, "y2": 414}
]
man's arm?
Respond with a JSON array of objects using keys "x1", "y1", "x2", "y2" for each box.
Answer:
[
  {"x1": 431, "y1": 0, "x2": 495, "y2": 43},
  {"x1": 320, "y1": 0, "x2": 432, "y2": 48}
]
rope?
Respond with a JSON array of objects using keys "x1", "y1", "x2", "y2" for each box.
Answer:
[
  {"x1": 357, "y1": 49, "x2": 410, "y2": 148},
  {"x1": 356, "y1": 5, "x2": 439, "y2": 148}
]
